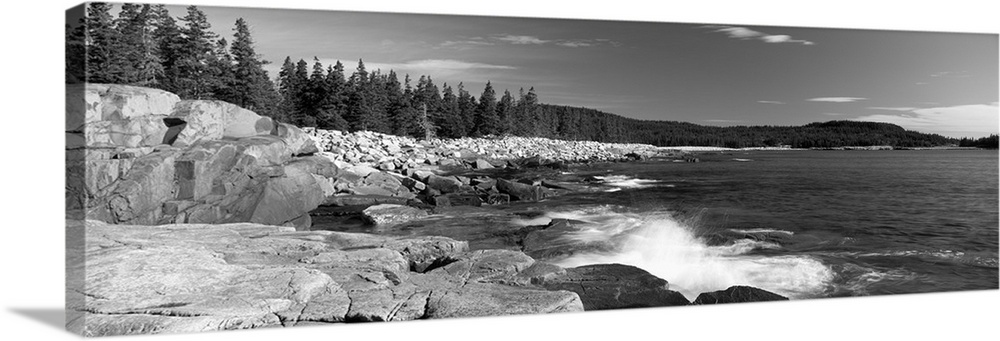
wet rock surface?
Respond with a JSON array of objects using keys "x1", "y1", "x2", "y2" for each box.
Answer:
[{"x1": 691, "y1": 286, "x2": 789, "y2": 304}]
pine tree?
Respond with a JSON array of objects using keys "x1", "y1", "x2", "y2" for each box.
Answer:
[
  {"x1": 287, "y1": 59, "x2": 310, "y2": 125},
  {"x1": 228, "y1": 17, "x2": 278, "y2": 116},
  {"x1": 497, "y1": 89, "x2": 515, "y2": 135},
  {"x1": 150, "y1": 4, "x2": 184, "y2": 93},
  {"x1": 209, "y1": 38, "x2": 236, "y2": 104},
  {"x1": 115, "y1": 3, "x2": 162, "y2": 86},
  {"x1": 83, "y1": 2, "x2": 122, "y2": 83},
  {"x1": 175, "y1": 5, "x2": 221, "y2": 99},
  {"x1": 274, "y1": 56, "x2": 298, "y2": 122},
  {"x1": 317, "y1": 60, "x2": 349, "y2": 130},
  {"x1": 345, "y1": 59, "x2": 375, "y2": 131},
  {"x1": 456, "y1": 83, "x2": 477, "y2": 137},
  {"x1": 437, "y1": 82, "x2": 461, "y2": 138},
  {"x1": 66, "y1": 21, "x2": 87, "y2": 83},
  {"x1": 474, "y1": 81, "x2": 499, "y2": 136}
]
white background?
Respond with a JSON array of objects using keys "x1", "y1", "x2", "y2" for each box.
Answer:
[{"x1": 1, "y1": 0, "x2": 997, "y2": 340}]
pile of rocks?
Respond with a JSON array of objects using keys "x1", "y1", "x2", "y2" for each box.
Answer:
[{"x1": 305, "y1": 128, "x2": 661, "y2": 169}]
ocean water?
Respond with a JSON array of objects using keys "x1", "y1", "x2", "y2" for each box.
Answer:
[
  {"x1": 545, "y1": 150, "x2": 999, "y2": 299},
  {"x1": 314, "y1": 150, "x2": 999, "y2": 301}
]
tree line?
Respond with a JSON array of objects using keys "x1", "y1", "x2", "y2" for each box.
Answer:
[
  {"x1": 958, "y1": 135, "x2": 999, "y2": 149},
  {"x1": 67, "y1": 3, "x2": 968, "y2": 148},
  {"x1": 272, "y1": 57, "x2": 546, "y2": 139},
  {"x1": 67, "y1": 3, "x2": 279, "y2": 116}
]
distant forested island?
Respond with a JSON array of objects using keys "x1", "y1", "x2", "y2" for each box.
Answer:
[{"x1": 67, "y1": 3, "x2": 998, "y2": 149}]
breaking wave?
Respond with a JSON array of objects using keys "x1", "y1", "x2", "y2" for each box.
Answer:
[{"x1": 524, "y1": 207, "x2": 834, "y2": 300}]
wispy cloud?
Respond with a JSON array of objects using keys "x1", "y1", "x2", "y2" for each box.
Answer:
[
  {"x1": 440, "y1": 38, "x2": 495, "y2": 49},
  {"x1": 807, "y1": 97, "x2": 868, "y2": 103},
  {"x1": 757, "y1": 100, "x2": 785, "y2": 104},
  {"x1": 930, "y1": 71, "x2": 971, "y2": 78},
  {"x1": 494, "y1": 34, "x2": 549, "y2": 45},
  {"x1": 855, "y1": 103, "x2": 999, "y2": 138},
  {"x1": 383, "y1": 59, "x2": 516, "y2": 71},
  {"x1": 440, "y1": 34, "x2": 621, "y2": 49},
  {"x1": 702, "y1": 25, "x2": 815, "y2": 45},
  {"x1": 867, "y1": 106, "x2": 917, "y2": 111}
]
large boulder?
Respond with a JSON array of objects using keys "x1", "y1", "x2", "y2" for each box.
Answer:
[
  {"x1": 425, "y1": 174, "x2": 463, "y2": 194},
  {"x1": 424, "y1": 283, "x2": 583, "y2": 318},
  {"x1": 496, "y1": 179, "x2": 545, "y2": 201},
  {"x1": 691, "y1": 286, "x2": 789, "y2": 305},
  {"x1": 540, "y1": 263, "x2": 690, "y2": 310},
  {"x1": 248, "y1": 163, "x2": 327, "y2": 226},
  {"x1": 275, "y1": 123, "x2": 319, "y2": 156},
  {"x1": 67, "y1": 83, "x2": 180, "y2": 132},
  {"x1": 87, "y1": 147, "x2": 185, "y2": 224},
  {"x1": 166, "y1": 100, "x2": 275, "y2": 146},
  {"x1": 83, "y1": 116, "x2": 171, "y2": 148}
]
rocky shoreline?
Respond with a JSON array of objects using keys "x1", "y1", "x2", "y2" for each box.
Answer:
[{"x1": 67, "y1": 84, "x2": 788, "y2": 336}]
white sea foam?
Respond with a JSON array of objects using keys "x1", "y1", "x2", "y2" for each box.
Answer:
[
  {"x1": 592, "y1": 175, "x2": 661, "y2": 189},
  {"x1": 538, "y1": 208, "x2": 834, "y2": 300},
  {"x1": 728, "y1": 228, "x2": 796, "y2": 236},
  {"x1": 836, "y1": 263, "x2": 922, "y2": 295}
]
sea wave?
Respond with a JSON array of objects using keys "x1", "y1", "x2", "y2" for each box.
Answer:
[
  {"x1": 727, "y1": 228, "x2": 796, "y2": 236},
  {"x1": 527, "y1": 207, "x2": 834, "y2": 300},
  {"x1": 834, "y1": 263, "x2": 924, "y2": 296},
  {"x1": 591, "y1": 175, "x2": 662, "y2": 189},
  {"x1": 828, "y1": 249, "x2": 999, "y2": 269}
]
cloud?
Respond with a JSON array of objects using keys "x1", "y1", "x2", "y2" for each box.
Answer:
[
  {"x1": 867, "y1": 106, "x2": 917, "y2": 111},
  {"x1": 396, "y1": 59, "x2": 515, "y2": 70},
  {"x1": 703, "y1": 25, "x2": 815, "y2": 45},
  {"x1": 440, "y1": 38, "x2": 495, "y2": 49},
  {"x1": 441, "y1": 34, "x2": 620, "y2": 49},
  {"x1": 855, "y1": 103, "x2": 999, "y2": 138},
  {"x1": 757, "y1": 100, "x2": 785, "y2": 104},
  {"x1": 807, "y1": 97, "x2": 868, "y2": 103},
  {"x1": 930, "y1": 71, "x2": 971, "y2": 78},
  {"x1": 822, "y1": 113, "x2": 846, "y2": 116},
  {"x1": 556, "y1": 40, "x2": 595, "y2": 48},
  {"x1": 494, "y1": 34, "x2": 549, "y2": 45}
]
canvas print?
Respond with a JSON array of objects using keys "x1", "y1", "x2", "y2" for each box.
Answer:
[{"x1": 65, "y1": 2, "x2": 999, "y2": 337}]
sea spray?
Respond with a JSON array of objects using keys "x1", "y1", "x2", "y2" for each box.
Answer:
[{"x1": 532, "y1": 207, "x2": 834, "y2": 300}]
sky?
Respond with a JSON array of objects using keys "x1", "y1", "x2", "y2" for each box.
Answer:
[{"x1": 131, "y1": 3, "x2": 999, "y2": 138}]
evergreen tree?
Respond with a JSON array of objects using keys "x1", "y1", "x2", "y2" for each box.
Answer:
[
  {"x1": 227, "y1": 17, "x2": 278, "y2": 116},
  {"x1": 175, "y1": 5, "x2": 221, "y2": 99},
  {"x1": 496, "y1": 89, "x2": 515, "y2": 135},
  {"x1": 437, "y1": 82, "x2": 462, "y2": 138},
  {"x1": 66, "y1": 21, "x2": 87, "y2": 83},
  {"x1": 209, "y1": 38, "x2": 236, "y2": 102},
  {"x1": 456, "y1": 83, "x2": 477, "y2": 137},
  {"x1": 345, "y1": 59, "x2": 377, "y2": 131},
  {"x1": 275, "y1": 56, "x2": 298, "y2": 122},
  {"x1": 150, "y1": 4, "x2": 184, "y2": 93},
  {"x1": 115, "y1": 4, "x2": 162, "y2": 86},
  {"x1": 474, "y1": 81, "x2": 499, "y2": 136},
  {"x1": 83, "y1": 2, "x2": 122, "y2": 83},
  {"x1": 317, "y1": 60, "x2": 350, "y2": 130},
  {"x1": 288, "y1": 59, "x2": 311, "y2": 125}
]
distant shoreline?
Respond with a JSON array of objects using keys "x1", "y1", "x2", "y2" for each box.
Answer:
[{"x1": 658, "y1": 146, "x2": 991, "y2": 152}]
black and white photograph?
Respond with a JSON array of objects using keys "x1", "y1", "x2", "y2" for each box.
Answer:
[{"x1": 3, "y1": 0, "x2": 999, "y2": 340}]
